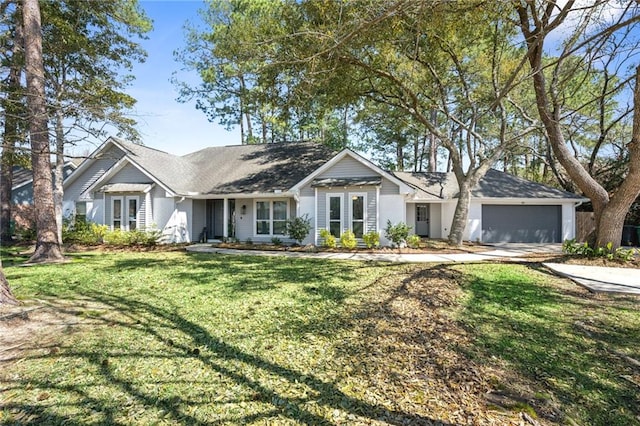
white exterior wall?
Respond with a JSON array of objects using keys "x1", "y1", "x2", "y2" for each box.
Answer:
[
  {"x1": 162, "y1": 198, "x2": 192, "y2": 243},
  {"x1": 562, "y1": 202, "x2": 576, "y2": 241},
  {"x1": 88, "y1": 199, "x2": 103, "y2": 224},
  {"x1": 440, "y1": 201, "x2": 457, "y2": 241},
  {"x1": 429, "y1": 204, "x2": 442, "y2": 238},
  {"x1": 467, "y1": 201, "x2": 482, "y2": 242},
  {"x1": 406, "y1": 204, "x2": 416, "y2": 234},
  {"x1": 379, "y1": 194, "x2": 406, "y2": 246},
  {"x1": 298, "y1": 195, "x2": 315, "y2": 245}
]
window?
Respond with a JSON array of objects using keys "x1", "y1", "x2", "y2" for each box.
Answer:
[
  {"x1": 128, "y1": 198, "x2": 138, "y2": 230},
  {"x1": 112, "y1": 197, "x2": 122, "y2": 230},
  {"x1": 256, "y1": 201, "x2": 270, "y2": 234},
  {"x1": 273, "y1": 201, "x2": 287, "y2": 235},
  {"x1": 351, "y1": 194, "x2": 365, "y2": 238},
  {"x1": 328, "y1": 195, "x2": 343, "y2": 237},
  {"x1": 255, "y1": 200, "x2": 288, "y2": 235},
  {"x1": 112, "y1": 196, "x2": 139, "y2": 231},
  {"x1": 75, "y1": 202, "x2": 87, "y2": 223},
  {"x1": 417, "y1": 204, "x2": 428, "y2": 222}
]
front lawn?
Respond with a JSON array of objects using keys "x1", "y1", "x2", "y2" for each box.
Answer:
[{"x1": 0, "y1": 250, "x2": 638, "y2": 425}]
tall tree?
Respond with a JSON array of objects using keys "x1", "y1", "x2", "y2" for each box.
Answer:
[
  {"x1": 22, "y1": 0, "x2": 63, "y2": 263},
  {"x1": 281, "y1": 1, "x2": 535, "y2": 245},
  {"x1": 515, "y1": 0, "x2": 640, "y2": 249},
  {"x1": 175, "y1": 0, "x2": 351, "y2": 148},
  {"x1": 180, "y1": 0, "x2": 539, "y2": 245},
  {"x1": 0, "y1": 2, "x2": 25, "y2": 244},
  {"x1": 40, "y1": 0, "x2": 150, "y2": 242}
]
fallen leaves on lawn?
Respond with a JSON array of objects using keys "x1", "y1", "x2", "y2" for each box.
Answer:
[{"x1": 333, "y1": 264, "x2": 555, "y2": 425}]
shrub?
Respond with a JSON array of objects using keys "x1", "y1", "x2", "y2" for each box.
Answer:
[
  {"x1": 319, "y1": 229, "x2": 337, "y2": 248},
  {"x1": 406, "y1": 234, "x2": 421, "y2": 249},
  {"x1": 102, "y1": 227, "x2": 161, "y2": 247},
  {"x1": 384, "y1": 220, "x2": 411, "y2": 247},
  {"x1": 63, "y1": 218, "x2": 107, "y2": 245},
  {"x1": 562, "y1": 239, "x2": 635, "y2": 261},
  {"x1": 340, "y1": 229, "x2": 357, "y2": 249},
  {"x1": 363, "y1": 231, "x2": 380, "y2": 249},
  {"x1": 271, "y1": 237, "x2": 282, "y2": 246},
  {"x1": 286, "y1": 214, "x2": 312, "y2": 244}
]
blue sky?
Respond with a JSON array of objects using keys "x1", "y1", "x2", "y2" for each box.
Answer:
[{"x1": 116, "y1": 0, "x2": 240, "y2": 155}]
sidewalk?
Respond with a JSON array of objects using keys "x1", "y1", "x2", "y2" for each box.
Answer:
[
  {"x1": 186, "y1": 243, "x2": 640, "y2": 295},
  {"x1": 544, "y1": 263, "x2": 640, "y2": 295},
  {"x1": 185, "y1": 243, "x2": 558, "y2": 263}
]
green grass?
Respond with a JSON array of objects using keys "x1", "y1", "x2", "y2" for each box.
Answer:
[
  {"x1": 0, "y1": 250, "x2": 639, "y2": 425},
  {"x1": 456, "y1": 263, "x2": 640, "y2": 425}
]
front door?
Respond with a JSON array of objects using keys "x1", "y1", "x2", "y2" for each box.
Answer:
[
  {"x1": 416, "y1": 204, "x2": 429, "y2": 237},
  {"x1": 206, "y1": 199, "x2": 225, "y2": 239}
]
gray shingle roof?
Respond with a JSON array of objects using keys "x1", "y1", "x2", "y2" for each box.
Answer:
[
  {"x1": 393, "y1": 169, "x2": 583, "y2": 200},
  {"x1": 112, "y1": 138, "x2": 336, "y2": 195}
]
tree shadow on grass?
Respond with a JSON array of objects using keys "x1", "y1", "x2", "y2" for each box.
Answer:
[
  {"x1": 1, "y1": 287, "x2": 450, "y2": 425},
  {"x1": 458, "y1": 262, "x2": 640, "y2": 425}
]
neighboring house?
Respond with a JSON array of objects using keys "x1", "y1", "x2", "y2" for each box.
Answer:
[
  {"x1": 8, "y1": 162, "x2": 79, "y2": 232},
  {"x1": 11, "y1": 162, "x2": 78, "y2": 205},
  {"x1": 63, "y1": 136, "x2": 586, "y2": 245}
]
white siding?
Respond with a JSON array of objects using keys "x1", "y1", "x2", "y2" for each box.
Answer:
[
  {"x1": 318, "y1": 156, "x2": 376, "y2": 178},
  {"x1": 87, "y1": 199, "x2": 103, "y2": 224},
  {"x1": 467, "y1": 201, "x2": 482, "y2": 242},
  {"x1": 378, "y1": 194, "x2": 406, "y2": 246},
  {"x1": 440, "y1": 201, "x2": 457, "y2": 241},
  {"x1": 380, "y1": 178, "x2": 399, "y2": 195},
  {"x1": 316, "y1": 187, "x2": 377, "y2": 235},
  {"x1": 562, "y1": 202, "x2": 576, "y2": 241},
  {"x1": 235, "y1": 200, "x2": 253, "y2": 241},
  {"x1": 152, "y1": 186, "x2": 176, "y2": 238},
  {"x1": 298, "y1": 195, "x2": 315, "y2": 244},
  {"x1": 64, "y1": 145, "x2": 124, "y2": 202},
  {"x1": 107, "y1": 163, "x2": 150, "y2": 184},
  {"x1": 429, "y1": 204, "x2": 442, "y2": 239},
  {"x1": 406, "y1": 204, "x2": 416, "y2": 233}
]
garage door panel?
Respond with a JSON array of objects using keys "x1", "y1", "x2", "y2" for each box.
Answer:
[{"x1": 482, "y1": 205, "x2": 561, "y2": 243}]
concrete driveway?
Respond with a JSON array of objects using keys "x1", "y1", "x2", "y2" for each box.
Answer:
[{"x1": 544, "y1": 263, "x2": 640, "y2": 295}]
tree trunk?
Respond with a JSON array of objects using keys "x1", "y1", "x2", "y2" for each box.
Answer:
[
  {"x1": 593, "y1": 66, "x2": 640, "y2": 248},
  {"x1": 517, "y1": 5, "x2": 640, "y2": 250},
  {"x1": 0, "y1": 264, "x2": 19, "y2": 306},
  {"x1": 54, "y1": 109, "x2": 65, "y2": 245},
  {"x1": 22, "y1": 0, "x2": 64, "y2": 263},
  {"x1": 0, "y1": 7, "x2": 24, "y2": 244},
  {"x1": 448, "y1": 180, "x2": 472, "y2": 246}
]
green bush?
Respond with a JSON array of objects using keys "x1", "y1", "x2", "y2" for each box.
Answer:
[
  {"x1": 63, "y1": 218, "x2": 107, "y2": 245},
  {"x1": 562, "y1": 239, "x2": 635, "y2": 261},
  {"x1": 286, "y1": 214, "x2": 312, "y2": 244},
  {"x1": 406, "y1": 234, "x2": 421, "y2": 249},
  {"x1": 271, "y1": 237, "x2": 282, "y2": 246},
  {"x1": 319, "y1": 229, "x2": 337, "y2": 248},
  {"x1": 363, "y1": 231, "x2": 380, "y2": 249},
  {"x1": 384, "y1": 220, "x2": 411, "y2": 247},
  {"x1": 340, "y1": 229, "x2": 357, "y2": 249},
  {"x1": 102, "y1": 227, "x2": 161, "y2": 247}
]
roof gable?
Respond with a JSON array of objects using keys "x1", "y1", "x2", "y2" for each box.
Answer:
[{"x1": 291, "y1": 148, "x2": 414, "y2": 193}]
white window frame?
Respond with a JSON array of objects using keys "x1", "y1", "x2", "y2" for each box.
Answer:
[
  {"x1": 254, "y1": 199, "x2": 289, "y2": 237},
  {"x1": 326, "y1": 193, "x2": 344, "y2": 237},
  {"x1": 111, "y1": 196, "x2": 123, "y2": 230},
  {"x1": 111, "y1": 195, "x2": 139, "y2": 231},
  {"x1": 126, "y1": 196, "x2": 139, "y2": 231},
  {"x1": 349, "y1": 192, "x2": 367, "y2": 238}
]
